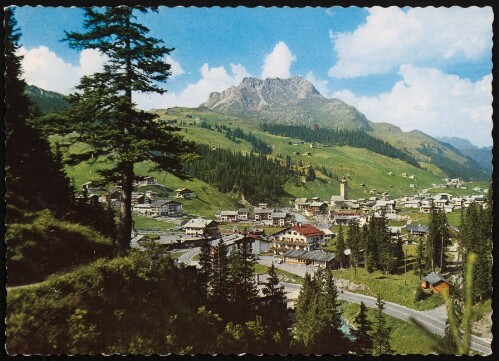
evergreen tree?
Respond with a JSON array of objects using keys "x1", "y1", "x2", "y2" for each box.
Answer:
[
  {"x1": 40, "y1": 7, "x2": 196, "y2": 251},
  {"x1": 228, "y1": 241, "x2": 258, "y2": 322},
  {"x1": 198, "y1": 241, "x2": 212, "y2": 299},
  {"x1": 352, "y1": 302, "x2": 373, "y2": 354},
  {"x1": 261, "y1": 263, "x2": 288, "y2": 330},
  {"x1": 370, "y1": 295, "x2": 393, "y2": 355},
  {"x1": 414, "y1": 236, "x2": 430, "y2": 278},
  {"x1": 294, "y1": 273, "x2": 315, "y2": 349},
  {"x1": 5, "y1": 8, "x2": 74, "y2": 220},
  {"x1": 391, "y1": 236, "x2": 404, "y2": 274},
  {"x1": 336, "y1": 225, "x2": 347, "y2": 269},
  {"x1": 210, "y1": 238, "x2": 230, "y2": 316},
  {"x1": 346, "y1": 221, "x2": 361, "y2": 277},
  {"x1": 427, "y1": 203, "x2": 450, "y2": 271}
]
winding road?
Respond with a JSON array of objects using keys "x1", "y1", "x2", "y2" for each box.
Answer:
[{"x1": 178, "y1": 247, "x2": 491, "y2": 355}]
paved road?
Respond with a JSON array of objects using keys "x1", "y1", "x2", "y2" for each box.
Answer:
[
  {"x1": 256, "y1": 256, "x2": 492, "y2": 355},
  {"x1": 178, "y1": 247, "x2": 201, "y2": 266}
]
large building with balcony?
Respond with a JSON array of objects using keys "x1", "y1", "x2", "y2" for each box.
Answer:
[{"x1": 271, "y1": 224, "x2": 324, "y2": 254}]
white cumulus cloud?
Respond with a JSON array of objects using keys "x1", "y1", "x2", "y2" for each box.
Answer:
[
  {"x1": 134, "y1": 63, "x2": 251, "y2": 110},
  {"x1": 18, "y1": 46, "x2": 108, "y2": 94},
  {"x1": 166, "y1": 55, "x2": 184, "y2": 79},
  {"x1": 332, "y1": 65, "x2": 492, "y2": 147},
  {"x1": 261, "y1": 41, "x2": 296, "y2": 79},
  {"x1": 328, "y1": 6, "x2": 493, "y2": 78}
]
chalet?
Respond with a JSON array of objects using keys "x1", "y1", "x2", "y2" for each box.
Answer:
[
  {"x1": 254, "y1": 208, "x2": 273, "y2": 222},
  {"x1": 175, "y1": 188, "x2": 193, "y2": 199},
  {"x1": 214, "y1": 210, "x2": 223, "y2": 220},
  {"x1": 420, "y1": 204, "x2": 432, "y2": 213},
  {"x1": 452, "y1": 197, "x2": 464, "y2": 209},
  {"x1": 317, "y1": 227, "x2": 334, "y2": 243},
  {"x1": 271, "y1": 211, "x2": 292, "y2": 227},
  {"x1": 406, "y1": 224, "x2": 429, "y2": 237},
  {"x1": 283, "y1": 249, "x2": 336, "y2": 269},
  {"x1": 401, "y1": 173, "x2": 408, "y2": 177},
  {"x1": 421, "y1": 272, "x2": 451, "y2": 294},
  {"x1": 471, "y1": 195, "x2": 485, "y2": 204},
  {"x1": 305, "y1": 201, "x2": 328, "y2": 216},
  {"x1": 294, "y1": 198, "x2": 310, "y2": 211},
  {"x1": 183, "y1": 218, "x2": 220, "y2": 238},
  {"x1": 220, "y1": 210, "x2": 238, "y2": 222},
  {"x1": 408, "y1": 175, "x2": 416, "y2": 179},
  {"x1": 150, "y1": 199, "x2": 182, "y2": 217},
  {"x1": 132, "y1": 203, "x2": 152, "y2": 214},
  {"x1": 145, "y1": 190, "x2": 158, "y2": 199},
  {"x1": 434, "y1": 199, "x2": 448, "y2": 209},
  {"x1": 473, "y1": 187, "x2": 481, "y2": 192},
  {"x1": 404, "y1": 200, "x2": 421, "y2": 209},
  {"x1": 330, "y1": 195, "x2": 345, "y2": 206},
  {"x1": 271, "y1": 224, "x2": 324, "y2": 254},
  {"x1": 135, "y1": 176, "x2": 158, "y2": 187},
  {"x1": 99, "y1": 190, "x2": 121, "y2": 204},
  {"x1": 131, "y1": 192, "x2": 146, "y2": 205},
  {"x1": 373, "y1": 200, "x2": 396, "y2": 212},
  {"x1": 330, "y1": 211, "x2": 361, "y2": 225},
  {"x1": 237, "y1": 208, "x2": 251, "y2": 221},
  {"x1": 258, "y1": 203, "x2": 269, "y2": 209}
]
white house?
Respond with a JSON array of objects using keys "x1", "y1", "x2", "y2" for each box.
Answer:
[{"x1": 271, "y1": 224, "x2": 324, "y2": 253}]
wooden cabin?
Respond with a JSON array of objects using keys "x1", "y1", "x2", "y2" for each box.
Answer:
[{"x1": 421, "y1": 272, "x2": 450, "y2": 294}]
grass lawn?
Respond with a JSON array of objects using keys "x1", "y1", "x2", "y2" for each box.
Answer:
[
  {"x1": 192, "y1": 253, "x2": 200, "y2": 262},
  {"x1": 254, "y1": 264, "x2": 304, "y2": 284},
  {"x1": 332, "y1": 267, "x2": 444, "y2": 310},
  {"x1": 169, "y1": 250, "x2": 188, "y2": 258},
  {"x1": 339, "y1": 301, "x2": 441, "y2": 355},
  {"x1": 133, "y1": 215, "x2": 177, "y2": 231}
]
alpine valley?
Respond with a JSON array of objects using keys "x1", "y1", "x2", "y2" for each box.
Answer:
[{"x1": 28, "y1": 76, "x2": 490, "y2": 210}]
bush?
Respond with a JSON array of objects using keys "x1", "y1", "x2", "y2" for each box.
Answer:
[{"x1": 6, "y1": 209, "x2": 115, "y2": 285}]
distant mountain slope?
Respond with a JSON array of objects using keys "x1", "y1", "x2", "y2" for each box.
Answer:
[
  {"x1": 201, "y1": 77, "x2": 373, "y2": 131},
  {"x1": 438, "y1": 136, "x2": 492, "y2": 173},
  {"x1": 25, "y1": 85, "x2": 70, "y2": 114},
  {"x1": 200, "y1": 77, "x2": 489, "y2": 181}
]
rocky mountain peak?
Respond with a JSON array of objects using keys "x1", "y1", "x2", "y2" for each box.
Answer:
[{"x1": 201, "y1": 76, "x2": 372, "y2": 131}]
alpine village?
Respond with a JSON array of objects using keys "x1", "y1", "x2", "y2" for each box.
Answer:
[{"x1": 4, "y1": 7, "x2": 493, "y2": 356}]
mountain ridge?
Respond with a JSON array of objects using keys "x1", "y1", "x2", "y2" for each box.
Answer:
[{"x1": 201, "y1": 76, "x2": 373, "y2": 131}]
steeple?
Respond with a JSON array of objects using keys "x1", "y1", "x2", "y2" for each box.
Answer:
[{"x1": 340, "y1": 177, "x2": 348, "y2": 200}]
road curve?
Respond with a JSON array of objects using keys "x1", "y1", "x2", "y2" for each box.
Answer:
[
  {"x1": 178, "y1": 247, "x2": 201, "y2": 266},
  {"x1": 261, "y1": 261, "x2": 491, "y2": 355}
]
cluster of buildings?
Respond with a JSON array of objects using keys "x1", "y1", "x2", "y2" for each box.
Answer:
[
  {"x1": 401, "y1": 193, "x2": 486, "y2": 213},
  {"x1": 215, "y1": 203, "x2": 293, "y2": 227},
  {"x1": 80, "y1": 177, "x2": 195, "y2": 218}
]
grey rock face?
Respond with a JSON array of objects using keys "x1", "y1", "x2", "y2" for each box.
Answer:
[{"x1": 201, "y1": 77, "x2": 373, "y2": 131}]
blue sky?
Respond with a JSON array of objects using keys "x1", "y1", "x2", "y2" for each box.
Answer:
[{"x1": 13, "y1": 6, "x2": 493, "y2": 147}]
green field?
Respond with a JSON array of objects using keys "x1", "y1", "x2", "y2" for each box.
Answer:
[
  {"x1": 333, "y1": 267, "x2": 443, "y2": 310},
  {"x1": 133, "y1": 215, "x2": 177, "y2": 231},
  {"x1": 339, "y1": 301, "x2": 441, "y2": 355},
  {"x1": 254, "y1": 263, "x2": 304, "y2": 284}
]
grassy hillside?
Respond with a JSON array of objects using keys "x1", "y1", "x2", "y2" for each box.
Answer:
[
  {"x1": 57, "y1": 106, "x2": 484, "y2": 217},
  {"x1": 155, "y1": 108, "x2": 444, "y2": 201}
]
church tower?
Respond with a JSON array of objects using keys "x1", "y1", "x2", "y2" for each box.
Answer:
[{"x1": 340, "y1": 177, "x2": 348, "y2": 200}]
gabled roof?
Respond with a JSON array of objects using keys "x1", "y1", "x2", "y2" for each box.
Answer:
[
  {"x1": 254, "y1": 207, "x2": 273, "y2": 213},
  {"x1": 407, "y1": 224, "x2": 429, "y2": 233},
  {"x1": 271, "y1": 212, "x2": 288, "y2": 218},
  {"x1": 330, "y1": 195, "x2": 345, "y2": 202},
  {"x1": 283, "y1": 249, "x2": 335, "y2": 262},
  {"x1": 291, "y1": 224, "x2": 324, "y2": 237},
  {"x1": 175, "y1": 187, "x2": 192, "y2": 192},
  {"x1": 238, "y1": 208, "x2": 250, "y2": 213},
  {"x1": 310, "y1": 201, "x2": 328, "y2": 207},
  {"x1": 295, "y1": 198, "x2": 308, "y2": 204},
  {"x1": 221, "y1": 210, "x2": 238, "y2": 216},
  {"x1": 184, "y1": 218, "x2": 217, "y2": 228},
  {"x1": 422, "y1": 272, "x2": 449, "y2": 285}
]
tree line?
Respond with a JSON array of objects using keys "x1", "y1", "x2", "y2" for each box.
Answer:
[
  {"x1": 417, "y1": 144, "x2": 488, "y2": 181},
  {"x1": 261, "y1": 123, "x2": 420, "y2": 168},
  {"x1": 184, "y1": 144, "x2": 295, "y2": 204}
]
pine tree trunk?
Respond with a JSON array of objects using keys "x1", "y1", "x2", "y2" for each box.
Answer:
[{"x1": 117, "y1": 161, "x2": 134, "y2": 251}]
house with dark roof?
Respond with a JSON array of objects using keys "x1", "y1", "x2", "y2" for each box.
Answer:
[
  {"x1": 150, "y1": 199, "x2": 182, "y2": 217},
  {"x1": 407, "y1": 224, "x2": 429, "y2": 237},
  {"x1": 237, "y1": 208, "x2": 251, "y2": 221},
  {"x1": 283, "y1": 249, "x2": 337, "y2": 269},
  {"x1": 175, "y1": 187, "x2": 193, "y2": 199},
  {"x1": 421, "y1": 272, "x2": 450, "y2": 294},
  {"x1": 271, "y1": 224, "x2": 324, "y2": 253}
]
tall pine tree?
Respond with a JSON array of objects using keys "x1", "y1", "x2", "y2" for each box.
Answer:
[
  {"x1": 336, "y1": 225, "x2": 347, "y2": 269},
  {"x1": 40, "y1": 7, "x2": 196, "y2": 251},
  {"x1": 370, "y1": 295, "x2": 393, "y2": 355},
  {"x1": 352, "y1": 302, "x2": 373, "y2": 354}
]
